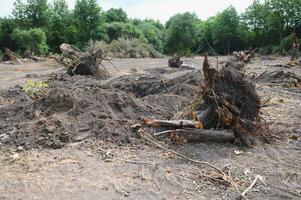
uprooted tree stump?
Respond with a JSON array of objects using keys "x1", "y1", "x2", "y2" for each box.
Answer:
[
  {"x1": 194, "y1": 56, "x2": 260, "y2": 133},
  {"x1": 23, "y1": 48, "x2": 45, "y2": 62},
  {"x1": 233, "y1": 48, "x2": 257, "y2": 63},
  {"x1": 1, "y1": 47, "x2": 17, "y2": 63},
  {"x1": 168, "y1": 54, "x2": 183, "y2": 68},
  {"x1": 58, "y1": 43, "x2": 111, "y2": 79},
  {"x1": 144, "y1": 56, "x2": 262, "y2": 145}
]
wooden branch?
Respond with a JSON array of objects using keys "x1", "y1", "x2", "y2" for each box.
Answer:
[
  {"x1": 241, "y1": 175, "x2": 264, "y2": 197},
  {"x1": 143, "y1": 118, "x2": 203, "y2": 129},
  {"x1": 155, "y1": 128, "x2": 234, "y2": 142}
]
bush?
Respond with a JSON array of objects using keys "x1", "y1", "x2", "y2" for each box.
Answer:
[
  {"x1": 259, "y1": 45, "x2": 274, "y2": 55},
  {"x1": 90, "y1": 38, "x2": 162, "y2": 58},
  {"x1": 12, "y1": 28, "x2": 48, "y2": 55},
  {"x1": 22, "y1": 80, "x2": 48, "y2": 99},
  {"x1": 164, "y1": 12, "x2": 199, "y2": 55}
]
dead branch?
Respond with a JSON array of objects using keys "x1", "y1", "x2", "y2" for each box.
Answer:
[{"x1": 138, "y1": 129, "x2": 234, "y2": 184}]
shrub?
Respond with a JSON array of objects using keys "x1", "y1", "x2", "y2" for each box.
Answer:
[
  {"x1": 12, "y1": 28, "x2": 48, "y2": 55},
  {"x1": 88, "y1": 38, "x2": 162, "y2": 58},
  {"x1": 22, "y1": 80, "x2": 48, "y2": 99}
]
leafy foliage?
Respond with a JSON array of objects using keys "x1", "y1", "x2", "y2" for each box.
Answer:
[
  {"x1": 164, "y1": 12, "x2": 199, "y2": 55},
  {"x1": 22, "y1": 80, "x2": 49, "y2": 99},
  {"x1": 12, "y1": 28, "x2": 48, "y2": 54},
  {"x1": 105, "y1": 8, "x2": 128, "y2": 23},
  {"x1": 0, "y1": 0, "x2": 300, "y2": 56}
]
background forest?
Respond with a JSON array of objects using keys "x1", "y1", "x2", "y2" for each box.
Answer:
[{"x1": 0, "y1": 0, "x2": 300, "y2": 56}]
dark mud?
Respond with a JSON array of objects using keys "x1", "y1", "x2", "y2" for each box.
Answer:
[{"x1": 0, "y1": 69, "x2": 200, "y2": 149}]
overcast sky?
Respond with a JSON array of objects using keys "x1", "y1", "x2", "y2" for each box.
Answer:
[{"x1": 0, "y1": 0, "x2": 254, "y2": 23}]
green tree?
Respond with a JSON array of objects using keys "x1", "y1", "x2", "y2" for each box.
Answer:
[
  {"x1": 12, "y1": 28, "x2": 48, "y2": 55},
  {"x1": 164, "y1": 12, "x2": 199, "y2": 55},
  {"x1": 13, "y1": 0, "x2": 50, "y2": 28},
  {"x1": 242, "y1": 0, "x2": 270, "y2": 46},
  {"x1": 73, "y1": 0, "x2": 106, "y2": 48},
  {"x1": 105, "y1": 8, "x2": 128, "y2": 23},
  {"x1": 211, "y1": 6, "x2": 240, "y2": 54},
  {"x1": 47, "y1": 0, "x2": 78, "y2": 52},
  {"x1": 0, "y1": 18, "x2": 18, "y2": 51},
  {"x1": 105, "y1": 22, "x2": 144, "y2": 42},
  {"x1": 135, "y1": 19, "x2": 165, "y2": 52}
]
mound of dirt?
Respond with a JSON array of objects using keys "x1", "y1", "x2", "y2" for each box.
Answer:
[
  {"x1": 0, "y1": 70, "x2": 200, "y2": 149},
  {"x1": 255, "y1": 70, "x2": 301, "y2": 87},
  {"x1": 108, "y1": 71, "x2": 200, "y2": 98}
]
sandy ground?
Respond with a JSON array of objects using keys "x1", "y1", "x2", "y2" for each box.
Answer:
[
  {"x1": 0, "y1": 57, "x2": 301, "y2": 200},
  {"x1": 0, "y1": 60, "x2": 63, "y2": 90}
]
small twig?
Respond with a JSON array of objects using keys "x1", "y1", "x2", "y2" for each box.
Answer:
[
  {"x1": 260, "y1": 97, "x2": 271, "y2": 107},
  {"x1": 271, "y1": 112, "x2": 296, "y2": 127},
  {"x1": 114, "y1": 157, "x2": 156, "y2": 167},
  {"x1": 154, "y1": 129, "x2": 175, "y2": 136},
  {"x1": 241, "y1": 175, "x2": 264, "y2": 197},
  {"x1": 138, "y1": 129, "x2": 228, "y2": 180}
]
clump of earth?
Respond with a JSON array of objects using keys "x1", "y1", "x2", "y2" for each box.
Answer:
[{"x1": 0, "y1": 68, "x2": 201, "y2": 149}]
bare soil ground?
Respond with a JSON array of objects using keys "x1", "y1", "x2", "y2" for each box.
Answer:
[{"x1": 0, "y1": 56, "x2": 300, "y2": 200}]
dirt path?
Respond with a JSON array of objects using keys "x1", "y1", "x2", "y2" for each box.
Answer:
[
  {"x1": 0, "y1": 57, "x2": 300, "y2": 199},
  {"x1": 0, "y1": 60, "x2": 63, "y2": 90}
]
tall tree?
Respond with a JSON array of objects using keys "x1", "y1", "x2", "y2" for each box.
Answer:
[
  {"x1": 211, "y1": 6, "x2": 240, "y2": 54},
  {"x1": 105, "y1": 8, "x2": 128, "y2": 23},
  {"x1": 47, "y1": 0, "x2": 77, "y2": 52},
  {"x1": 73, "y1": 0, "x2": 106, "y2": 47},
  {"x1": 13, "y1": 0, "x2": 50, "y2": 28},
  {"x1": 164, "y1": 12, "x2": 199, "y2": 55}
]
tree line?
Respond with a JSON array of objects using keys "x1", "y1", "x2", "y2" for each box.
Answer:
[{"x1": 0, "y1": 0, "x2": 300, "y2": 56}]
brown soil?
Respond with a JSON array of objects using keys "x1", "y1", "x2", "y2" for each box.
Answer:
[{"x1": 0, "y1": 57, "x2": 300, "y2": 199}]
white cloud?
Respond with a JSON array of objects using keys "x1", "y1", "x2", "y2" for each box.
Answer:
[{"x1": 0, "y1": 0, "x2": 253, "y2": 22}]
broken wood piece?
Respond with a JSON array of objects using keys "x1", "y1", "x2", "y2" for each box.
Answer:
[
  {"x1": 154, "y1": 129, "x2": 234, "y2": 142},
  {"x1": 143, "y1": 118, "x2": 203, "y2": 129}
]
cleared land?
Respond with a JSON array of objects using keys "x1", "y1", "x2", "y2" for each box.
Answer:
[{"x1": 0, "y1": 57, "x2": 300, "y2": 200}]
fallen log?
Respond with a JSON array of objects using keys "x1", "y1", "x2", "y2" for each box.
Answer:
[{"x1": 154, "y1": 128, "x2": 234, "y2": 143}]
